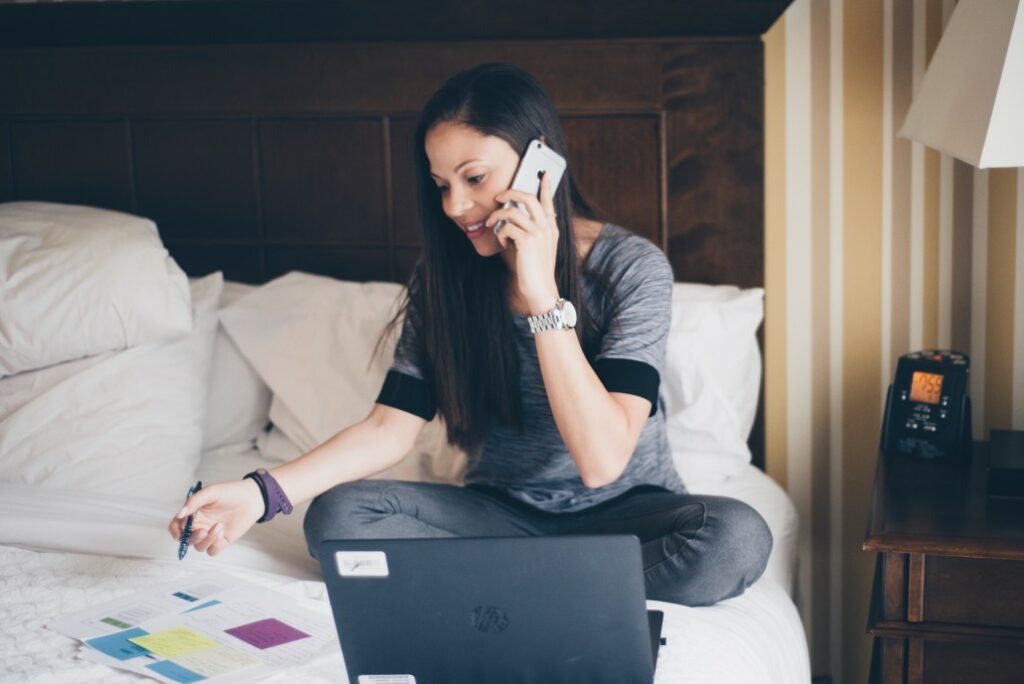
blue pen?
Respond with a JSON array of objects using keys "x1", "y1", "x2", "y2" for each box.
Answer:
[{"x1": 177, "y1": 480, "x2": 202, "y2": 560}]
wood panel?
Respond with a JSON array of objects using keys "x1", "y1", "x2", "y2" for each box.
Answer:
[
  {"x1": 394, "y1": 247, "x2": 423, "y2": 285},
  {"x1": 133, "y1": 119, "x2": 260, "y2": 242},
  {"x1": 663, "y1": 42, "x2": 764, "y2": 287},
  {"x1": 883, "y1": 639, "x2": 906, "y2": 684},
  {"x1": 907, "y1": 639, "x2": 923, "y2": 684},
  {"x1": 390, "y1": 116, "x2": 420, "y2": 248},
  {"x1": 885, "y1": 552, "x2": 908, "y2": 621},
  {"x1": 562, "y1": 115, "x2": 662, "y2": 246},
  {"x1": 265, "y1": 246, "x2": 391, "y2": 282},
  {"x1": 3, "y1": 43, "x2": 665, "y2": 116},
  {"x1": 923, "y1": 556, "x2": 1024, "y2": 629},
  {"x1": 908, "y1": 554, "x2": 926, "y2": 622},
  {"x1": 0, "y1": 40, "x2": 764, "y2": 289},
  {"x1": 0, "y1": 1, "x2": 794, "y2": 47},
  {"x1": 10, "y1": 120, "x2": 133, "y2": 212},
  {"x1": 259, "y1": 118, "x2": 388, "y2": 245},
  {"x1": 166, "y1": 243, "x2": 263, "y2": 285},
  {"x1": 922, "y1": 640, "x2": 1024, "y2": 684},
  {"x1": 0, "y1": 121, "x2": 11, "y2": 202}
]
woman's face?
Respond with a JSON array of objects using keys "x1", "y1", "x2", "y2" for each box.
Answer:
[{"x1": 424, "y1": 121, "x2": 520, "y2": 257}]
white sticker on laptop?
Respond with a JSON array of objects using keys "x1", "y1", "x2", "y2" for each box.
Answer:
[
  {"x1": 357, "y1": 676, "x2": 415, "y2": 684},
  {"x1": 336, "y1": 551, "x2": 389, "y2": 577}
]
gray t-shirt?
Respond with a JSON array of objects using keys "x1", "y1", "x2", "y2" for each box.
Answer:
[{"x1": 376, "y1": 223, "x2": 686, "y2": 512}]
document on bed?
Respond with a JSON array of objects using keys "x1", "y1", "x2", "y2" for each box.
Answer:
[
  {"x1": 49, "y1": 571, "x2": 338, "y2": 683},
  {"x1": 48, "y1": 571, "x2": 248, "y2": 640}
]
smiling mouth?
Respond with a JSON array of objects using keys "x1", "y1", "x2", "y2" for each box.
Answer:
[{"x1": 462, "y1": 221, "x2": 490, "y2": 240}]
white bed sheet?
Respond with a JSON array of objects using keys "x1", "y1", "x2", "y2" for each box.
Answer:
[{"x1": 0, "y1": 449, "x2": 809, "y2": 684}]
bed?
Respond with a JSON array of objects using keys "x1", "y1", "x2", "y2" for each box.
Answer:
[
  {"x1": 0, "y1": 2, "x2": 806, "y2": 681},
  {"x1": 0, "y1": 223, "x2": 808, "y2": 683}
]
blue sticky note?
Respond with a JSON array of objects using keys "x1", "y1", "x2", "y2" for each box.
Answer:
[
  {"x1": 85, "y1": 627, "x2": 151, "y2": 661},
  {"x1": 184, "y1": 599, "x2": 221, "y2": 613},
  {"x1": 172, "y1": 592, "x2": 198, "y2": 602},
  {"x1": 146, "y1": 660, "x2": 207, "y2": 683}
]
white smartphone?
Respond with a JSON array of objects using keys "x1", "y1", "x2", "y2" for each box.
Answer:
[{"x1": 493, "y1": 138, "x2": 567, "y2": 235}]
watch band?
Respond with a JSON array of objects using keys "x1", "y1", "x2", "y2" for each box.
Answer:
[
  {"x1": 244, "y1": 469, "x2": 293, "y2": 523},
  {"x1": 527, "y1": 298, "x2": 574, "y2": 334},
  {"x1": 528, "y1": 308, "x2": 557, "y2": 334}
]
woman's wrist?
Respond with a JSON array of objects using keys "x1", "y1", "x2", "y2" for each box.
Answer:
[
  {"x1": 525, "y1": 286, "x2": 560, "y2": 316},
  {"x1": 244, "y1": 469, "x2": 293, "y2": 523}
]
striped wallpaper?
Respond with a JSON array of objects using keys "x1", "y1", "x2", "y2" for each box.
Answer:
[{"x1": 764, "y1": 0, "x2": 1024, "y2": 681}]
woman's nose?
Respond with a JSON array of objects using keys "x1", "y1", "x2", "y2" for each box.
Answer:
[{"x1": 444, "y1": 185, "x2": 473, "y2": 219}]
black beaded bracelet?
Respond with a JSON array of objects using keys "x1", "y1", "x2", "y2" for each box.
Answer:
[{"x1": 244, "y1": 471, "x2": 269, "y2": 520}]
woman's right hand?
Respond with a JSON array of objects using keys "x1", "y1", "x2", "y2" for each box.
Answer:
[{"x1": 167, "y1": 478, "x2": 265, "y2": 557}]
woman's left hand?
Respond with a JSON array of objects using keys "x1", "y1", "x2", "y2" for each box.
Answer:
[{"x1": 486, "y1": 172, "x2": 561, "y2": 313}]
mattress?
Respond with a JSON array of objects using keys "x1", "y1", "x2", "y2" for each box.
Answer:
[{"x1": 0, "y1": 450, "x2": 809, "y2": 683}]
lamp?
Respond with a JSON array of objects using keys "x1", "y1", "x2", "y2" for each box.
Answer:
[{"x1": 898, "y1": 0, "x2": 1024, "y2": 168}]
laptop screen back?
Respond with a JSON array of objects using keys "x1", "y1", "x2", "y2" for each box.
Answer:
[{"x1": 318, "y1": 535, "x2": 655, "y2": 684}]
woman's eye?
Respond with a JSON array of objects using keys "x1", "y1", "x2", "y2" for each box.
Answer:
[{"x1": 436, "y1": 175, "x2": 483, "y2": 193}]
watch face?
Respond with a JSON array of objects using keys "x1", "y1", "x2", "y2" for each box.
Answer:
[{"x1": 561, "y1": 300, "x2": 577, "y2": 328}]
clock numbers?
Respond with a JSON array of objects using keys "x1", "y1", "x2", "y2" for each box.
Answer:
[{"x1": 910, "y1": 371, "x2": 944, "y2": 405}]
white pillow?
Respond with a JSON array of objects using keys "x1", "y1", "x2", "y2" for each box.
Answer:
[
  {"x1": 202, "y1": 280, "x2": 273, "y2": 451},
  {"x1": 0, "y1": 273, "x2": 223, "y2": 504},
  {"x1": 255, "y1": 419, "x2": 464, "y2": 484},
  {"x1": 663, "y1": 284, "x2": 764, "y2": 488},
  {"x1": 0, "y1": 201, "x2": 192, "y2": 377},
  {"x1": 220, "y1": 271, "x2": 467, "y2": 484}
]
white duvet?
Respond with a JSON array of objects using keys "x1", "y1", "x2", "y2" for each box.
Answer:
[{"x1": 0, "y1": 456, "x2": 809, "y2": 684}]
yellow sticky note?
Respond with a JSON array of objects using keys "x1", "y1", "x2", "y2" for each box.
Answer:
[
  {"x1": 177, "y1": 645, "x2": 262, "y2": 677},
  {"x1": 129, "y1": 627, "x2": 218, "y2": 658}
]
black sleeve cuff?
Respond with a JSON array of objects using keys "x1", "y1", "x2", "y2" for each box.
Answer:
[
  {"x1": 593, "y1": 358, "x2": 660, "y2": 417},
  {"x1": 375, "y1": 370, "x2": 437, "y2": 421}
]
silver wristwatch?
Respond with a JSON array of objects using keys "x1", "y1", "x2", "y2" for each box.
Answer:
[{"x1": 527, "y1": 298, "x2": 577, "y2": 334}]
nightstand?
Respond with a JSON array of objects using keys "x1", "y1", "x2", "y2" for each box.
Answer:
[{"x1": 864, "y1": 443, "x2": 1024, "y2": 683}]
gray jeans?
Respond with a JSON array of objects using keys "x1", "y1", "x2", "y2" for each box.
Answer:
[{"x1": 304, "y1": 480, "x2": 773, "y2": 607}]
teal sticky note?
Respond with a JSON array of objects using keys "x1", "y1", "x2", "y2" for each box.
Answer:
[
  {"x1": 85, "y1": 627, "x2": 151, "y2": 661},
  {"x1": 146, "y1": 660, "x2": 207, "y2": 683}
]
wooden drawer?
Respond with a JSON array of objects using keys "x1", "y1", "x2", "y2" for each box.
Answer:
[
  {"x1": 873, "y1": 637, "x2": 1024, "y2": 684},
  {"x1": 922, "y1": 556, "x2": 1024, "y2": 629},
  {"x1": 919, "y1": 638, "x2": 1024, "y2": 683}
]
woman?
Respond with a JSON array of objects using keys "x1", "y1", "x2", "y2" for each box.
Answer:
[{"x1": 168, "y1": 63, "x2": 771, "y2": 607}]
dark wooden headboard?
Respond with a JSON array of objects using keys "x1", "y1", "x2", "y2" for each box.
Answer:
[{"x1": 0, "y1": 0, "x2": 791, "y2": 468}]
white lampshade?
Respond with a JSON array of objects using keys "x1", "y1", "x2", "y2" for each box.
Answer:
[{"x1": 899, "y1": 0, "x2": 1024, "y2": 168}]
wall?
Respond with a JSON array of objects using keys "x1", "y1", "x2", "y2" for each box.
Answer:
[{"x1": 764, "y1": 0, "x2": 1024, "y2": 680}]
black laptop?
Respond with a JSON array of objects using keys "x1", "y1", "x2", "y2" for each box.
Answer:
[{"x1": 318, "y1": 535, "x2": 664, "y2": 684}]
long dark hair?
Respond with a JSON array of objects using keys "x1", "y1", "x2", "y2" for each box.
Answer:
[{"x1": 378, "y1": 63, "x2": 601, "y2": 453}]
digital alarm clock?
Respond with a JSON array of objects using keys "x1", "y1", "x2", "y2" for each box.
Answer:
[{"x1": 880, "y1": 350, "x2": 972, "y2": 460}]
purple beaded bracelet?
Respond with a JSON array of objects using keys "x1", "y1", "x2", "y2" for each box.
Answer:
[{"x1": 244, "y1": 469, "x2": 293, "y2": 523}]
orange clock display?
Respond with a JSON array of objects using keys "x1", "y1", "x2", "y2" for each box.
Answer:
[{"x1": 910, "y1": 371, "x2": 944, "y2": 405}]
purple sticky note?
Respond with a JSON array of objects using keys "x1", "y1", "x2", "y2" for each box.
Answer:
[{"x1": 224, "y1": 618, "x2": 310, "y2": 649}]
